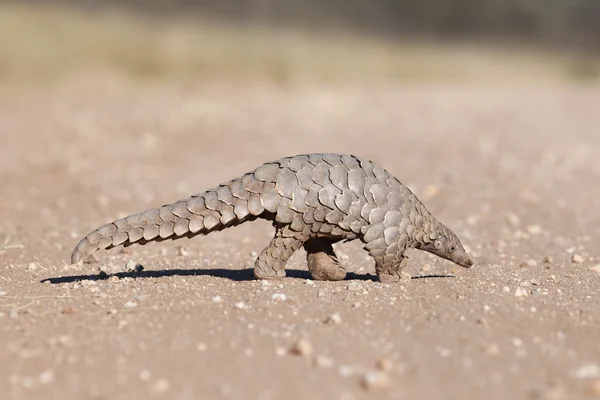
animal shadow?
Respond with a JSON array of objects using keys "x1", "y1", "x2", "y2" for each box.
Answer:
[{"x1": 41, "y1": 266, "x2": 454, "y2": 284}]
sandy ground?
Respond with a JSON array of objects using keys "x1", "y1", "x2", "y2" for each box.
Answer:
[{"x1": 0, "y1": 81, "x2": 599, "y2": 400}]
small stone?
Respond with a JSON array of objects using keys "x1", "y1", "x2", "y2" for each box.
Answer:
[
  {"x1": 375, "y1": 358, "x2": 394, "y2": 372},
  {"x1": 347, "y1": 281, "x2": 363, "y2": 291},
  {"x1": 125, "y1": 259, "x2": 143, "y2": 273},
  {"x1": 289, "y1": 339, "x2": 313, "y2": 356},
  {"x1": 196, "y1": 343, "x2": 208, "y2": 352},
  {"x1": 590, "y1": 265, "x2": 600, "y2": 273},
  {"x1": 526, "y1": 259, "x2": 538, "y2": 267},
  {"x1": 314, "y1": 356, "x2": 335, "y2": 368},
  {"x1": 260, "y1": 280, "x2": 271, "y2": 287},
  {"x1": 421, "y1": 264, "x2": 431, "y2": 272},
  {"x1": 27, "y1": 263, "x2": 37, "y2": 271},
  {"x1": 352, "y1": 302, "x2": 362, "y2": 308},
  {"x1": 587, "y1": 379, "x2": 600, "y2": 397},
  {"x1": 484, "y1": 343, "x2": 499, "y2": 355},
  {"x1": 502, "y1": 286, "x2": 510, "y2": 293},
  {"x1": 506, "y1": 213, "x2": 520, "y2": 227},
  {"x1": 38, "y1": 370, "x2": 54, "y2": 384},
  {"x1": 361, "y1": 371, "x2": 391, "y2": 391},
  {"x1": 572, "y1": 363, "x2": 600, "y2": 379},
  {"x1": 212, "y1": 296, "x2": 223, "y2": 303},
  {"x1": 61, "y1": 306, "x2": 77, "y2": 315},
  {"x1": 436, "y1": 347, "x2": 451, "y2": 357},
  {"x1": 177, "y1": 247, "x2": 190, "y2": 257},
  {"x1": 423, "y1": 184, "x2": 439, "y2": 199},
  {"x1": 338, "y1": 365, "x2": 354, "y2": 378},
  {"x1": 234, "y1": 302, "x2": 246, "y2": 310},
  {"x1": 139, "y1": 369, "x2": 151, "y2": 381},
  {"x1": 324, "y1": 313, "x2": 342, "y2": 324},
  {"x1": 152, "y1": 379, "x2": 171, "y2": 393},
  {"x1": 514, "y1": 287, "x2": 528, "y2": 297},
  {"x1": 272, "y1": 293, "x2": 287, "y2": 301},
  {"x1": 543, "y1": 256, "x2": 553, "y2": 264},
  {"x1": 527, "y1": 225, "x2": 542, "y2": 235},
  {"x1": 305, "y1": 279, "x2": 315, "y2": 286},
  {"x1": 124, "y1": 300, "x2": 137, "y2": 309},
  {"x1": 466, "y1": 215, "x2": 478, "y2": 226},
  {"x1": 275, "y1": 347, "x2": 287, "y2": 357},
  {"x1": 572, "y1": 254, "x2": 585, "y2": 264}
]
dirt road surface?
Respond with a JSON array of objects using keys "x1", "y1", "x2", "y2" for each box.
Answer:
[{"x1": 1, "y1": 83, "x2": 599, "y2": 400}]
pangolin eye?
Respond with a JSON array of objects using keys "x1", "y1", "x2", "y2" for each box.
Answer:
[{"x1": 449, "y1": 245, "x2": 456, "y2": 252}]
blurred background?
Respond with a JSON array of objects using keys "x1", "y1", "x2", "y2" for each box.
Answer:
[{"x1": 1, "y1": 0, "x2": 599, "y2": 87}]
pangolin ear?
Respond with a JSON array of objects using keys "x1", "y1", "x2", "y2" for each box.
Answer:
[{"x1": 434, "y1": 239, "x2": 443, "y2": 249}]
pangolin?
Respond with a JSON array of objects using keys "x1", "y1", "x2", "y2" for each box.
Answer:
[{"x1": 71, "y1": 153, "x2": 472, "y2": 283}]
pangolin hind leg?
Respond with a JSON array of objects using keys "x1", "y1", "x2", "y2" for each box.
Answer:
[
  {"x1": 254, "y1": 227, "x2": 304, "y2": 280},
  {"x1": 304, "y1": 238, "x2": 347, "y2": 281}
]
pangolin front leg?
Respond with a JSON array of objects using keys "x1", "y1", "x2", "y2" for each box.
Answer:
[
  {"x1": 304, "y1": 238, "x2": 347, "y2": 281},
  {"x1": 375, "y1": 254, "x2": 410, "y2": 284},
  {"x1": 254, "y1": 226, "x2": 304, "y2": 280}
]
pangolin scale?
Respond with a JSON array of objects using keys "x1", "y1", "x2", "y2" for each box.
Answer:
[{"x1": 71, "y1": 153, "x2": 472, "y2": 282}]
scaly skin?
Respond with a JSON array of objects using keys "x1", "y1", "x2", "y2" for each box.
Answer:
[{"x1": 71, "y1": 153, "x2": 473, "y2": 282}]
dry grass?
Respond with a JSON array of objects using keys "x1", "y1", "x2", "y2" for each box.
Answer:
[{"x1": 0, "y1": 4, "x2": 598, "y2": 86}]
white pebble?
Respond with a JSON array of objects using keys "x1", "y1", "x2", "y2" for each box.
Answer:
[
  {"x1": 572, "y1": 254, "x2": 585, "y2": 264},
  {"x1": 324, "y1": 313, "x2": 342, "y2": 324},
  {"x1": 338, "y1": 365, "x2": 354, "y2": 378},
  {"x1": 506, "y1": 213, "x2": 520, "y2": 227},
  {"x1": 272, "y1": 293, "x2": 287, "y2": 301},
  {"x1": 197, "y1": 343, "x2": 208, "y2": 352},
  {"x1": 212, "y1": 296, "x2": 223, "y2": 303},
  {"x1": 526, "y1": 259, "x2": 538, "y2": 267},
  {"x1": 123, "y1": 300, "x2": 137, "y2": 309},
  {"x1": 572, "y1": 363, "x2": 600, "y2": 379},
  {"x1": 152, "y1": 379, "x2": 171, "y2": 393},
  {"x1": 527, "y1": 225, "x2": 542, "y2": 235},
  {"x1": 139, "y1": 369, "x2": 151, "y2": 381},
  {"x1": 314, "y1": 356, "x2": 335, "y2": 368},
  {"x1": 38, "y1": 370, "x2": 54, "y2": 384},
  {"x1": 361, "y1": 371, "x2": 391, "y2": 391},
  {"x1": 275, "y1": 347, "x2": 287, "y2": 357},
  {"x1": 234, "y1": 302, "x2": 246, "y2": 310},
  {"x1": 375, "y1": 358, "x2": 394, "y2": 372},
  {"x1": 289, "y1": 338, "x2": 313, "y2": 356},
  {"x1": 125, "y1": 259, "x2": 143, "y2": 272},
  {"x1": 514, "y1": 287, "x2": 528, "y2": 297}
]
